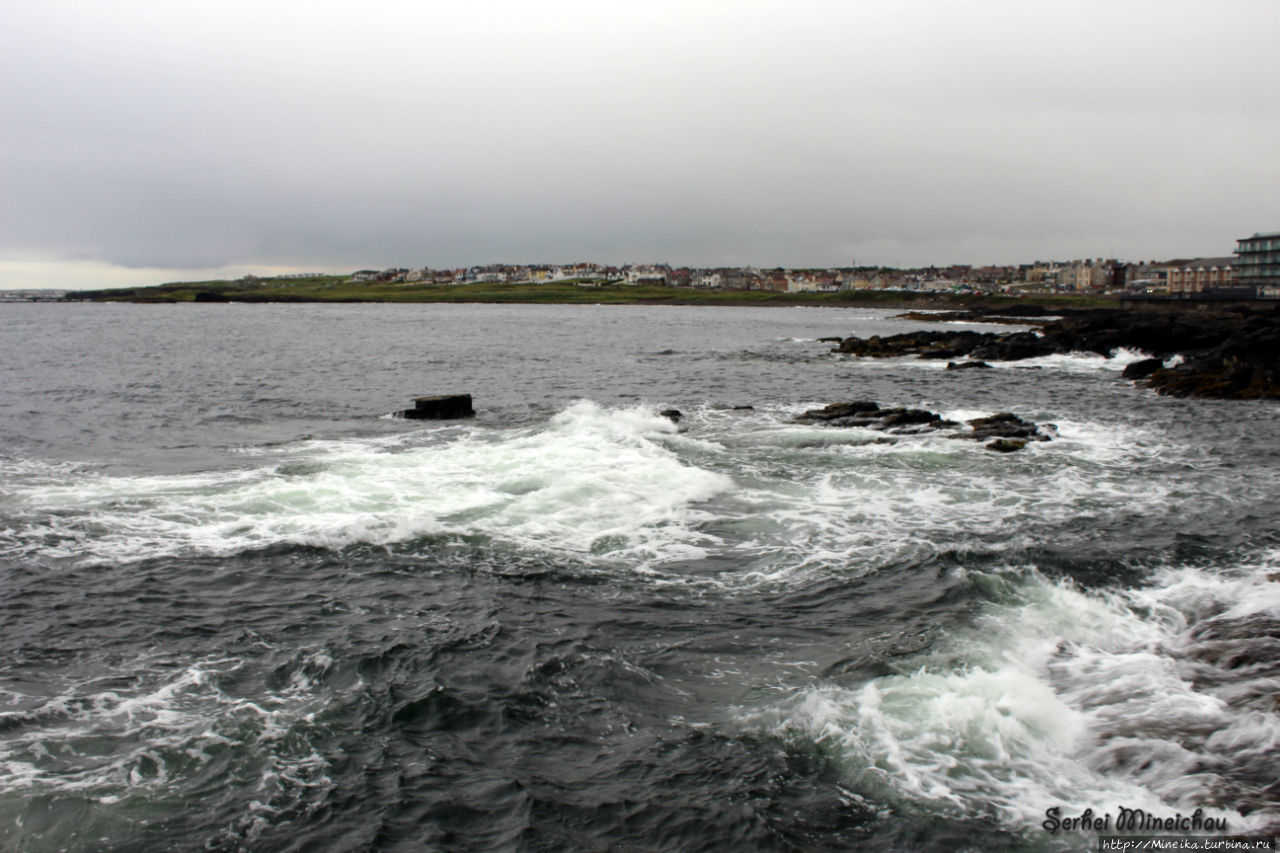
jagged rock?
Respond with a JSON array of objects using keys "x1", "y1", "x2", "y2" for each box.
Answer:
[
  {"x1": 795, "y1": 401, "x2": 1045, "y2": 448},
  {"x1": 986, "y1": 439, "x2": 1028, "y2": 453},
  {"x1": 966, "y1": 412, "x2": 1052, "y2": 443},
  {"x1": 796, "y1": 402, "x2": 947, "y2": 431},
  {"x1": 1144, "y1": 360, "x2": 1280, "y2": 400},
  {"x1": 835, "y1": 330, "x2": 997, "y2": 359},
  {"x1": 795, "y1": 403, "x2": 953, "y2": 432},
  {"x1": 968, "y1": 332, "x2": 1056, "y2": 361},
  {"x1": 833, "y1": 306, "x2": 1280, "y2": 400},
  {"x1": 402, "y1": 394, "x2": 475, "y2": 420},
  {"x1": 876, "y1": 408, "x2": 955, "y2": 430},
  {"x1": 1122, "y1": 357, "x2": 1165, "y2": 380},
  {"x1": 947, "y1": 361, "x2": 991, "y2": 370},
  {"x1": 796, "y1": 401, "x2": 881, "y2": 421},
  {"x1": 1139, "y1": 312, "x2": 1280, "y2": 399}
]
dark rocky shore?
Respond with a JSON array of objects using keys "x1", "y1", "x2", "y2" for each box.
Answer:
[{"x1": 835, "y1": 306, "x2": 1280, "y2": 400}]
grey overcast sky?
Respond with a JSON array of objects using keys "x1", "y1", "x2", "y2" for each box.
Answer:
[{"x1": 2, "y1": 0, "x2": 1278, "y2": 288}]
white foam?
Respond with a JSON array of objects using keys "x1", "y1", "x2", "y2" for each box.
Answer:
[
  {"x1": 0, "y1": 401, "x2": 1223, "y2": 598},
  {"x1": 737, "y1": 564, "x2": 1280, "y2": 834},
  {"x1": 0, "y1": 651, "x2": 338, "y2": 808},
  {"x1": 985, "y1": 348, "x2": 1154, "y2": 374},
  {"x1": 2, "y1": 401, "x2": 733, "y2": 569},
  {"x1": 709, "y1": 409, "x2": 1184, "y2": 585},
  {"x1": 832, "y1": 347, "x2": 1155, "y2": 374},
  {"x1": 1132, "y1": 558, "x2": 1280, "y2": 622}
]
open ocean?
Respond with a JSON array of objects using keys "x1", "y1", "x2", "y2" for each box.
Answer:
[{"x1": 1, "y1": 301, "x2": 1278, "y2": 852}]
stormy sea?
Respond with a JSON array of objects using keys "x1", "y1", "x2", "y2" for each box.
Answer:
[{"x1": 1, "y1": 302, "x2": 1277, "y2": 852}]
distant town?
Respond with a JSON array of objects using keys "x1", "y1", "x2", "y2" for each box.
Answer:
[
  {"x1": 7, "y1": 230, "x2": 1279, "y2": 302},
  {"x1": 330, "y1": 229, "x2": 1280, "y2": 299}
]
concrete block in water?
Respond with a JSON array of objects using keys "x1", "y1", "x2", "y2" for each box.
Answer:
[{"x1": 402, "y1": 394, "x2": 475, "y2": 420}]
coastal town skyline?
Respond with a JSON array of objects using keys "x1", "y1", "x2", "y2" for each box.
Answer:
[
  {"x1": 4, "y1": 230, "x2": 1271, "y2": 295},
  {"x1": 11, "y1": 235, "x2": 1270, "y2": 302},
  {"x1": 4, "y1": 243, "x2": 1273, "y2": 302}
]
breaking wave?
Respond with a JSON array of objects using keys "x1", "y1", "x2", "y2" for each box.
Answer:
[{"x1": 736, "y1": 558, "x2": 1280, "y2": 838}]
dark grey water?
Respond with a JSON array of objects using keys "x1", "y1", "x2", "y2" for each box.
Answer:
[{"x1": 1, "y1": 302, "x2": 1278, "y2": 851}]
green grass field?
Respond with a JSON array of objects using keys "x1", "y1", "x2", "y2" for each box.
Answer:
[{"x1": 70, "y1": 276, "x2": 1118, "y2": 310}]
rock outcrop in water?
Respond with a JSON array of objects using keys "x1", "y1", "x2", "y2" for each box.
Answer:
[
  {"x1": 1121, "y1": 357, "x2": 1164, "y2": 380},
  {"x1": 796, "y1": 401, "x2": 957, "y2": 433},
  {"x1": 795, "y1": 402, "x2": 1053, "y2": 451},
  {"x1": 833, "y1": 307, "x2": 1280, "y2": 399},
  {"x1": 834, "y1": 330, "x2": 996, "y2": 360},
  {"x1": 965, "y1": 412, "x2": 1055, "y2": 451},
  {"x1": 402, "y1": 394, "x2": 476, "y2": 419},
  {"x1": 1140, "y1": 314, "x2": 1280, "y2": 399}
]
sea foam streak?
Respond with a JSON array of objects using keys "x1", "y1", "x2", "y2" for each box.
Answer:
[
  {"x1": 0, "y1": 651, "x2": 337, "y2": 847},
  {"x1": 2, "y1": 400, "x2": 1215, "y2": 590},
  {"x1": 1, "y1": 402, "x2": 732, "y2": 568},
  {"x1": 737, "y1": 561, "x2": 1280, "y2": 835},
  {"x1": 838, "y1": 346, "x2": 1157, "y2": 374},
  {"x1": 686, "y1": 404, "x2": 1188, "y2": 585}
]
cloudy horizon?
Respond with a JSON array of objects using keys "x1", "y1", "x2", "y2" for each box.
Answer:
[{"x1": 2, "y1": 0, "x2": 1277, "y2": 289}]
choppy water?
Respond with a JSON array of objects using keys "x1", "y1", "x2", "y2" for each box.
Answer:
[{"x1": 1, "y1": 302, "x2": 1278, "y2": 852}]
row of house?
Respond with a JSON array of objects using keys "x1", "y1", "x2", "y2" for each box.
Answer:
[
  {"x1": 334, "y1": 230, "x2": 1280, "y2": 298},
  {"x1": 1111, "y1": 235, "x2": 1277, "y2": 298},
  {"x1": 0, "y1": 289, "x2": 67, "y2": 302},
  {"x1": 1027, "y1": 256, "x2": 1243, "y2": 295},
  {"x1": 1003, "y1": 230, "x2": 1280, "y2": 297},
  {"x1": 341, "y1": 262, "x2": 1086, "y2": 294},
  {"x1": 348, "y1": 263, "x2": 618, "y2": 285}
]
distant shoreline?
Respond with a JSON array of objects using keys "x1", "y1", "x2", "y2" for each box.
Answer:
[
  {"x1": 64, "y1": 277, "x2": 1122, "y2": 312},
  {"x1": 837, "y1": 302, "x2": 1280, "y2": 399}
]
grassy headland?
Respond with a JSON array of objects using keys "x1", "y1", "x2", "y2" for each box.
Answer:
[{"x1": 68, "y1": 276, "x2": 1118, "y2": 311}]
